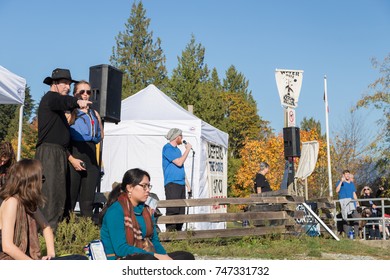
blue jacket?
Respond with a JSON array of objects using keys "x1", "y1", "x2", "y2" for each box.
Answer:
[{"x1": 70, "y1": 109, "x2": 101, "y2": 143}]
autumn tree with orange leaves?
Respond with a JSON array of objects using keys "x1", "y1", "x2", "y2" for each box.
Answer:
[{"x1": 232, "y1": 129, "x2": 328, "y2": 198}]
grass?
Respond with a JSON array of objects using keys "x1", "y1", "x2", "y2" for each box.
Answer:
[
  {"x1": 42, "y1": 213, "x2": 390, "y2": 260},
  {"x1": 162, "y1": 234, "x2": 390, "y2": 260}
]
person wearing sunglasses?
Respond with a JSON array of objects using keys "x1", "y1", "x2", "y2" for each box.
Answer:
[
  {"x1": 99, "y1": 168, "x2": 194, "y2": 260},
  {"x1": 359, "y1": 186, "x2": 381, "y2": 239},
  {"x1": 35, "y1": 68, "x2": 91, "y2": 231},
  {"x1": 65, "y1": 80, "x2": 103, "y2": 219}
]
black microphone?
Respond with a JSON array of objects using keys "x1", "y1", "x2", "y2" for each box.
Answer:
[{"x1": 183, "y1": 140, "x2": 194, "y2": 152}]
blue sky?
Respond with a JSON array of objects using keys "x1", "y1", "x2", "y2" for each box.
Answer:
[{"x1": 1, "y1": 0, "x2": 389, "y2": 136}]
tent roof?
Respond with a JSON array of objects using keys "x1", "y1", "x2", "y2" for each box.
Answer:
[
  {"x1": 121, "y1": 84, "x2": 198, "y2": 121},
  {"x1": 115, "y1": 84, "x2": 228, "y2": 148},
  {"x1": 0, "y1": 65, "x2": 26, "y2": 104}
]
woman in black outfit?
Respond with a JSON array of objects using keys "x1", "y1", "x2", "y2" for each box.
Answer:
[
  {"x1": 360, "y1": 186, "x2": 380, "y2": 239},
  {"x1": 66, "y1": 81, "x2": 104, "y2": 218}
]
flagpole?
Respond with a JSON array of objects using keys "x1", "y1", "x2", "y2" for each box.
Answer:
[{"x1": 324, "y1": 76, "x2": 333, "y2": 198}]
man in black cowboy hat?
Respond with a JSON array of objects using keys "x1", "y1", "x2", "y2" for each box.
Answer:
[{"x1": 35, "y1": 68, "x2": 91, "y2": 231}]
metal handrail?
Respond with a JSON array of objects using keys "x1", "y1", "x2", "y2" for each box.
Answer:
[{"x1": 333, "y1": 197, "x2": 390, "y2": 240}]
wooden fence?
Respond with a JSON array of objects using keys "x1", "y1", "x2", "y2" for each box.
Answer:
[{"x1": 156, "y1": 190, "x2": 336, "y2": 241}]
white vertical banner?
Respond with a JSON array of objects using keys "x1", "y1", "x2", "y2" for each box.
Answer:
[
  {"x1": 295, "y1": 141, "x2": 319, "y2": 180},
  {"x1": 206, "y1": 143, "x2": 227, "y2": 213},
  {"x1": 275, "y1": 69, "x2": 304, "y2": 108}
]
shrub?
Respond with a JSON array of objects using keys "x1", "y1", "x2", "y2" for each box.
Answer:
[{"x1": 40, "y1": 212, "x2": 100, "y2": 256}]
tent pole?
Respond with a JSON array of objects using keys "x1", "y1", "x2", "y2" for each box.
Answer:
[
  {"x1": 186, "y1": 149, "x2": 195, "y2": 230},
  {"x1": 189, "y1": 150, "x2": 195, "y2": 196},
  {"x1": 17, "y1": 105, "x2": 24, "y2": 161}
]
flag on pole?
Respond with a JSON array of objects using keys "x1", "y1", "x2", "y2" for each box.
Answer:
[
  {"x1": 323, "y1": 91, "x2": 329, "y2": 113},
  {"x1": 324, "y1": 76, "x2": 333, "y2": 198}
]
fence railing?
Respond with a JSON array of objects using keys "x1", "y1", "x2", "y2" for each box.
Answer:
[
  {"x1": 333, "y1": 197, "x2": 390, "y2": 240},
  {"x1": 155, "y1": 190, "x2": 337, "y2": 241}
]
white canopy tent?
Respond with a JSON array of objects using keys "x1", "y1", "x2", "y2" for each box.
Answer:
[
  {"x1": 101, "y1": 84, "x2": 229, "y2": 230},
  {"x1": 0, "y1": 66, "x2": 26, "y2": 160}
]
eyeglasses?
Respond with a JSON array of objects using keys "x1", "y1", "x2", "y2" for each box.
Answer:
[
  {"x1": 137, "y1": 183, "x2": 152, "y2": 191},
  {"x1": 78, "y1": 90, "x2": 92, "y2": 95},
  {"x1": 42, "y1": 175, "x2": 46, "y2": 184},
  {"x1": 363, "y1": 188, "x2": 370, "y2": 191}
]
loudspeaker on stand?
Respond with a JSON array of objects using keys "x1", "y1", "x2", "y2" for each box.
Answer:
[
  {"x1": 89, "y1": 64, "x2": 123, "y2": 124},
  {"x1": 283, "y1": 127, "x2": 301, "y2": 158}
]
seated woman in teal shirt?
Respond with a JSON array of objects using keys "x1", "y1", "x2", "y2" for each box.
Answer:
[{"x1": 100, "y1": 168, "x2": 194, "y2": 260}]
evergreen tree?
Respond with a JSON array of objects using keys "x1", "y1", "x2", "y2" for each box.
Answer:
[
  {"x1": 301, "y1": 117, "x2": 322, "y2": 135},
  {"x1": 0, "y1": 85, "x2": 34, "y2": 143},
  {"x1": 197, "y1": 80, "x2": 226, "y2": 129},
  {"x1": 167, "y1": 35, "x2": 226, "y2": 128},
  {"x1": 210, "y1": 68, "x2": 222, "y2": 91},
  {"x1": 223, "y1": 65, "x2": 250, "y2": 96},
  {"x1": 221, "y1": 65, "x2": 272, "y2": 157},
  {"x1": 5, "y1": 86, "x2": 37, "y2": 158},
  {"x1": 110, "y1": 1, "x2": 168, "y2": 99},
  {"x1": 0, "y1": 104, "x2": 17, "y2": 142},
  {"x1": 168, "y1": 34, "x2": 209, "y2": 108}
]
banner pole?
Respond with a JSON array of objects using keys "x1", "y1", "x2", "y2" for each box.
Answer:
[{"x1": 324, "y1": 76, "x2": 333, "y2": 198}]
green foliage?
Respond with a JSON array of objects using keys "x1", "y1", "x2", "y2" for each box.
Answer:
[
  {"x1": 222, "y1": 65, "x2": 251, "y2": 95},
  {"x1": 168, "y1": 35, "x2": 211, "y2": 112},
  {"x1": 227, "y1": 156, "x2": 241, "y2": 196},
  {"x1": 110, "y1": 1, "x2": 168, "y2": 98},
  {"x1": 167, "y1": 35, "x2": 226, "y2": 132},
  {"x1": 53, "y1": 213, "x2": 100, "y2": 256},
  {"x1": 0, "y1": 104, "x2": 18, "y2": 142},
  {"x1": 221, "y1": 66, "x2": 272, "y2": 158},
  {"x1": 301, "y1": 117, "x2": 322, "y2": 135},
  {"x1": 1, "y1": 86, "x2": 37, "y2": 158},
  {"x1": 196, "y1": 82, "x2": 226, "y2": 129}
]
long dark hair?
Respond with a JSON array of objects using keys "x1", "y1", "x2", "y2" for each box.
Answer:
[
  {"x1": 0, "y1": 159, "x2": 45, "y2": 214},
  {"x1": 99, "y1": 168, "x2": 150, "y2": 223},
  {"x1": 0, "y1": 141, "x2": 16, "y2": 171},
  {"x1": 68, "y1": 80, "x2": 90, "y2": 125}
]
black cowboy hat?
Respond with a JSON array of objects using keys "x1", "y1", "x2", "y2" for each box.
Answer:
[{"x1": 43, "y1": 68, "x2": 78, "y2": 85}]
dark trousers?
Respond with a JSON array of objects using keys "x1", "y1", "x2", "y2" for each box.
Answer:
[
  {"x1": 35, "y1": 143, "x2": 68, "y2": 231},
  {"x1": 51, "y1": 254, "x2": 89, "y2": 260},
  {"x1": 164, "y1": 182, "x2": 185, "y2": 231},
  {"x1": 66, "y1": 141, "x2": 100, "y2": 218},
  {"x1": 343, "y1": 210, "x2": 360, "y2": 238},
  {"x1": 366, "y1": 212, "x2": 381, "y2": 239},
  {"x1": 120, "y1": 251, "x2": 195, "y2": 260}
]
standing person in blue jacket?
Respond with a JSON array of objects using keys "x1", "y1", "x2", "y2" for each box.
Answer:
[
  {"x1": 336, "y1": 169, "x2": 360, "y2": 238},
  {"x1": 162, "y1": 128, "x2": 192, "y2": 231},
  {"x1": 35, "y1": 68, "x2": 91, "y2": 231},
  {"x1": 66, "y1": 80, "x2": 103, "y2": 218},
  {"x1": 99, "y1": 168, "x2": 194, "y2": 260}
]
